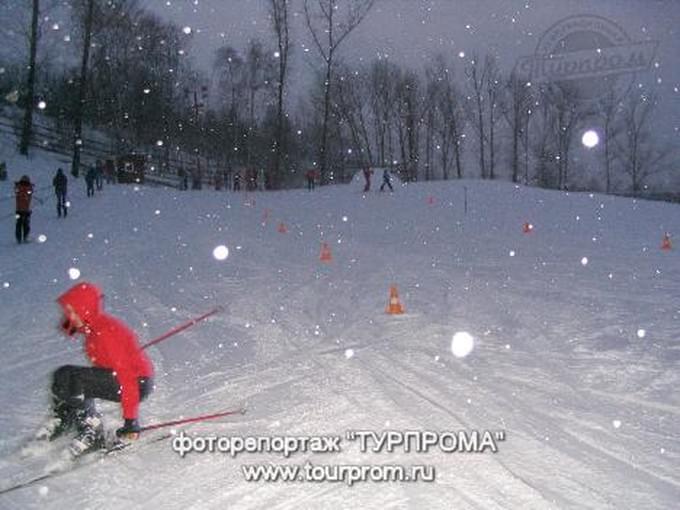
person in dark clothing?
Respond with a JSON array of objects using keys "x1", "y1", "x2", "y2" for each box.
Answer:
[
  {"x1": 306, "y1": 169, "x2": 317, "y2": 191},
  {"x1": 214, "y1": 171, "x2": 224, "y2": 191},
  {"x1": 191, "y1": 167, "x2": 202, "y2": 190},
  {"x1": 15, "y1": 175, "x2": 34, "y2": 243},
  {"x1": 362, "y1": 167, "x2": 373, "y2": 192},
  {"x1": 380, "y1": 168, "x2": 394, "y2": 192},
  {"x1": 53, "y1": 168, "x2": 68, "y2": 217},
  {"x1": 104, "y1": 160, "x2": 115, "y2": 184},
  {"x1": 233, "y1": 172, "x2": 241, "y2": 191},
  {"x1": 94, "y1": 160, "x2": 104, "y2": 191},
  {"x1": 178, "y1": 168, "x2": 188, "y2": 190},
  {"x1": 85, "y1": 166, "x2": 96, "y2": 197},
  {"x1": 35, "y1": 282, "x2": 155, "y2": 456}
]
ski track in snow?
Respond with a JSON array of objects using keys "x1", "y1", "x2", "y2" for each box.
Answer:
[{"x1": 0, "y1": 148, "x2": 679, "y2": 509}]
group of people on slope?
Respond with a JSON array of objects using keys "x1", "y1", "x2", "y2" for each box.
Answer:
[
  {"x1": 11, "y1": 161, "x2": 109, "y2": 243},
  {"x1": 362, "y1": 166, "x2": 394, "y2": 193}
]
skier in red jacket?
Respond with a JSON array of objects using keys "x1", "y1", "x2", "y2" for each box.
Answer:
[{"x1": 36, "y1": 282, "x2": 154, "y2": 456}]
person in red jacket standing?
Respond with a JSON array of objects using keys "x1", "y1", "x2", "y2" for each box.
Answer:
[
  {"x1": 14, "y1": 175, "x2": 34, "y2": 243},
  {"x1": 36, "y1": 282, "x2": 155, "y2": 456}
]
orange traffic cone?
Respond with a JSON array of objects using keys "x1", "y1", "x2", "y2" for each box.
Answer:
[
  {"x1": 319, "y1": 242, "x2": 333, "y2": 263},
  {"x1": 278, "y1": 222, "x2": 288, "y2": 234},
  {"x1": 661, "y1": 232, "x2": 672, "y2": 251},
  {"x1": 386, "y1": 285, "x2": 404, "y2": 315},
  {"x1": 523, "y1": 222, "x2": 534, "y2": 234}
]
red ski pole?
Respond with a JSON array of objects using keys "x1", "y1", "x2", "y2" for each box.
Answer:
[
  {"x1": 140, "y1": 407, "x2": 245, "y2": 433},
  {"x1": 141, "y1": 306, "x2": 223, "y2": 350}
]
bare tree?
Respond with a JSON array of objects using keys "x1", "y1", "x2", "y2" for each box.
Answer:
[
  {"x1": 394, "y1": 70, "x2": 421, "y2": 181},
  {"x1": 268, "y1": 0, "x2": 291, "y2": 189},
  {"x1": 12, "y1": 0, "x2": 61, "y2": 155},
  {"x1": 243, "y1": 39, "x2": 275, "y2": 170},
  {"x1": 18, "y1": 0, "x2": 39, "y2": 155},
  {"x1": 369, "y1": 59, "x2": 399, "y2": 167},
  {"x1": 501, "y1": 70, "x2": 533, "y2": 183},
  {"x1": 465, "y1": 55, "x2": 488, "y2": 179},
  {"x1": 551, "y1": 86, "x2": 581, "y2": 190},
  {"x1": 436, "y1": 59, "x2": 466, "y2": 179},
  {"x1": 214, "y1": 45, "x2": 245, "y2": 175},
  {"x1": 334, "y1": 63, "x2": 374, "y2": 166},
  {"x1": 597, "y1": 90, "x2": 624, "y2": 193},
  {"x1": 70, "y1": 0, "x2": 95, "y2": 178},
  {"x1": 617, "y1": 93, "x2": 671, "y2": 194},
  {"x1": 214, "y1": 46, "x2": 244, "y2": 115},
  {"x1": 531, "y1": 85, "x2": 581, "y2": 190},
  {"x1": 304, "y1": 0, "x2": 375, "y2": 184},
  {"x1": 485, "y1": 56, "x2": 502, "y2": 180},
  {"x1": 423, "y1": 65, "x2": 439, "y2": 181},
  {"x1": 532, "y1": 92, "x2": 557, "y2": 188}
]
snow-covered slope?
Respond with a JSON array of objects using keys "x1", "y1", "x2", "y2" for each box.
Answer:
[{"x1": 0, "y1": 146, "x2": 679, "y2": 509}]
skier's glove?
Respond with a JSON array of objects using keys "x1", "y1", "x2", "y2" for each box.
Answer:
[{"x1": 116, "y1": 419, "x2": 141, "y2": 440}]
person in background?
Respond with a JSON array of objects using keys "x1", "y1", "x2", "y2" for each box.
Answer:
[
  {"x1": 214, "y1": 171, "x2": 224, "y2": 191},
  {"x1": 362, "y1": 166, "x2": 373, "y2": 193},
  {"x1": 14, "y1": 175, "x2": 34, "y2": 243},
  {"x1": 95, "y1": 160, "x2": 104, "y2": 191},
  {"x1": 53, "y1": 168, "x2": 68, "y2": 218},
  {"x1": 104, "y1": 160, "x2": 115, "y2": 184},
  {"x1": 306, "y1": 169, "x2": 317, "y2": 191},
  {"x1": 85, "y1": 165, "x2": 96, "y2": 197},
  {"x1": 178, "y1": 167, "x2": 188, "y2": 190},
  {"x1": 380, "y1": 168, "x2": 394, "y2": 192}
]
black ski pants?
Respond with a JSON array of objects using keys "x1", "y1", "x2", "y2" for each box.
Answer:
[{"x1": 51, "y1": 365, "x2": 153, "y2": 420}]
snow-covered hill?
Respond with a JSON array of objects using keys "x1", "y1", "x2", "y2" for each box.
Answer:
[{"x1": 0, "y1": 144, "x2": 678, "y2": 509}]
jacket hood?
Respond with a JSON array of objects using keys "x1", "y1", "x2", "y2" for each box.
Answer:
[{"x1": 57, "y1": 282, "x2": 103, "y2": 322}]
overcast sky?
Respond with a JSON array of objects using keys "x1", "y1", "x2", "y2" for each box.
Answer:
[{"x1": 138, "y1": 0, "x2": 679, "y2": 148}]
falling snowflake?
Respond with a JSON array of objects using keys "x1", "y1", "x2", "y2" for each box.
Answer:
[
  {"x1": 582, "y1": 130, "x2": 599, "y2": 148},
  {"x1": 451, "y1": 332, "x2": 475, "y2": 358},
  {"x1": 213, "y1": 245, "x2": 229, "y2": 261}
]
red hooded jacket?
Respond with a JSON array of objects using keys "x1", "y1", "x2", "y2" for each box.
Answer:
[
  {"x1": 57, "y1": 283, "x2": 154, "y2": 420},
  {"x1": 15, "y1": 177, "x2": 34, "y2": 212}
]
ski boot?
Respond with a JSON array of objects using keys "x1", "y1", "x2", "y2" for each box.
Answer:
[{"x1": 69, "y1": 414, "x2": 105, "y2": 458}]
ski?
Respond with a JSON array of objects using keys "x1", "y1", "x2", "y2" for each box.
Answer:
[
  {"x1": 0, "y1": 432, "x2": 172, "y2": 496},
  {"x1": 0, "y1": 405, "x2": 246, "y2": 496}
]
